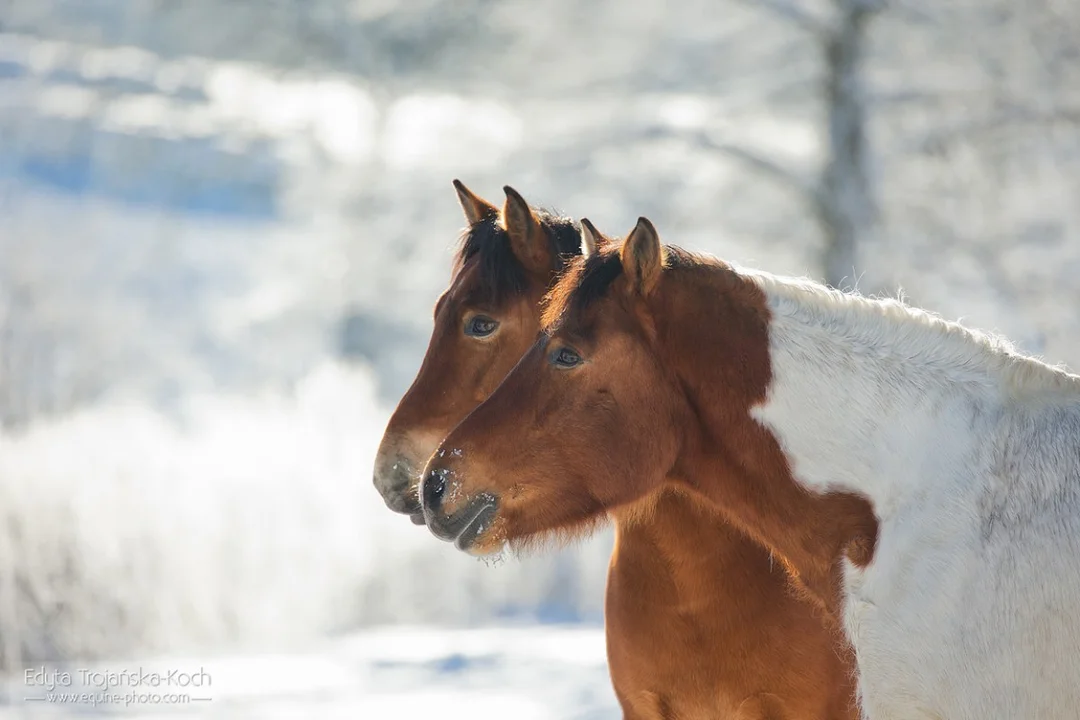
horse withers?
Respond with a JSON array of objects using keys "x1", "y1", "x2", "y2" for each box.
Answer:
[
  {"x1": 383, "y1": 185, "x2": 858, "y2": 719},
  {"x1": 422, "y1": 215, "x2": 1080, "y2": 719}
]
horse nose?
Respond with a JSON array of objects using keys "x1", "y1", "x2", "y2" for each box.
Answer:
[
  {"x1": 373, "y1": 469, "x2": 420, "y2": 515},
  {"x1": 422, "y1": 468, "x2": 448, "y2": 511},
  {"x1": 372, "y1": 453, "x2": 422, "y2": 515}
]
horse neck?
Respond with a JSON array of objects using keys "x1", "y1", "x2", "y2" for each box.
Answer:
[
  {"x1": 612, "y1": 488, "x2": 776, "y2": 608},
  {"x1": 655, "y1": 268, "x2": 884, "y2": 612},
  {"x1": 745, "y1": 272, "x2": 1013, "y2": 512},
  {"x1": 657, "y1": 264, "x2": 1080, "y2": 609}
]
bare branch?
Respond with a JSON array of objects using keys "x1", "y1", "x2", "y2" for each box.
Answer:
[
  {"x1": 868, "y1": 89, "x2": 947, "y2": 107},
  {"x1": 752, "y1": 0, "x2": 833, "y2": 36},
  {"x1": 899, "y1": 104, "x2": 1080, "y2": 155},
  {"x1": 692, "y1": 130, "x2": 824, "y2": 210},
  {"x1": 885, "y1": 1, "x2": 939, "y2": 26}
]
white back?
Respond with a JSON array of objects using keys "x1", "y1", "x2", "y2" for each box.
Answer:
[{"x1": 745, "y1": 268, "x2": 1080, "y2": 719}]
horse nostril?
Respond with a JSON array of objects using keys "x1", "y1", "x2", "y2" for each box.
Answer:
[{"x1": 423, "y1": 468, "x2": 448, "y2": 511}]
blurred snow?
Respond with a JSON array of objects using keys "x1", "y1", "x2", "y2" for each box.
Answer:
[{"x1": 0, "y1": 361, "x2": 613, "y2": 659}]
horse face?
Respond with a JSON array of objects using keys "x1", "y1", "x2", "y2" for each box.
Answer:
[
  {"x1": 372, "y1": 183, "x2": 569, "y2": 520},
  {"x1": 420, "y1": 221, "x2": 685, "y2": 554},
  {"x1": 373, "y1": 262, "x2": 542, "y2": 518}
]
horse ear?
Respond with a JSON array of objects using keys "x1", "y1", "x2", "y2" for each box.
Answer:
[
  {"x1": 579, "y1": 218, "x2": 601, "y2": 259},
  {"x1": 620, "y1": 217, "x2": 664, "y2": 295},
  {"x1": 501, "y1": 185, "x2": 553, "y2": 274},
  {"x1": 453, "y1": 179, "x2": 497, "y2": 226}
]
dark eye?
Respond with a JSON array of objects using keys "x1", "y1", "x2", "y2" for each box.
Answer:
[
  {"x1": 550, "y1": 346, "x2": 583, "y2": 369},
  {"x1": 465, "y1": 315, "x2": 498, "y2": 337}
]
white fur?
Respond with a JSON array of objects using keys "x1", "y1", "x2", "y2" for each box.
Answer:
[{"x1": 745, "y1": 269, "x2": 1080, "y2": 719}]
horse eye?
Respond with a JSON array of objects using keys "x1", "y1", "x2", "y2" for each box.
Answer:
[
  {"x1": 465, "y1": 315, "x2": 498, "y2": 337},
  {"x1": 551, "y1": 346, "x2": 583, "y2": 369}
]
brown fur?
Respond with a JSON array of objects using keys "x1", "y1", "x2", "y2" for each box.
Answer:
[
  {"x1": 605, "y1": 488, "x2": 858, "y2": 719},
  {"x1": 538, "y1": 220, "x2": 880, "y2": 614},
  {"x1": 371, "y1": 182, "x2": 579, "y2": 514},
  {"x1": 406, "y1": 191, "x2": 861, "y2": 719}
]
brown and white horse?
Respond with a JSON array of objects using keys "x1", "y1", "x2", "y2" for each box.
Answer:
[
  {"x1": 375, "y1": 185, "x2": 858, "y2": 719},
  {"x1": 422, "y1": 216, "x2": 1080, "y2": 719}
]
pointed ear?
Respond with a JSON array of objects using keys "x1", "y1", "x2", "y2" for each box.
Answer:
[
  {"x1": 501, "y1": 185, "x2": 553, "y2": 274},
  {"x1": 453, "y1": 179, "x2": 497, "y2": 226},
  {"x1": 579, "y1": 218, "x2": 601, "y2": 259},
  {"x1": 620, "y1": 217, "x2": 664, "y2": 295}
]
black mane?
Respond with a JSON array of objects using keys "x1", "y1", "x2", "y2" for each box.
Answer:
[
  {"x1": 454, "y1": 209, "x2": 581, "y2": 305},
  {"x1": 543, "y1": 243, "x2": 700, "y2": 331}
]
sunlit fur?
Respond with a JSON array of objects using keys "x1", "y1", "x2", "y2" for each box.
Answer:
[
  {"x1": 746, "y1": 269, "x2": 1080, "y2": 719},
  {"x1": 529, "y1": 228, "x2": 1080, "y2": 720},
  {"x1": 371, "y1": 182, "x2": 579, "y2": 516},
  {"x1": 423, "y1": 212, "x2": 859, "y2": 719}
]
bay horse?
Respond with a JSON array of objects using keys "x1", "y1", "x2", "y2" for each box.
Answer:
[
  {"x1": 421, "y1": 215, "x2": 1080, "y2": 719},
  {"x1": 376, "y1": 182, "x2": 858, "y2": 719}
]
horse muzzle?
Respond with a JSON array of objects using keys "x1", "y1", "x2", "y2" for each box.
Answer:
[
  {"x1": 421, "y1": 467, "x2": 499, "y2": 552},
  {"x1": 372, "y1": 451, "x2": 424, "y2": 520}
]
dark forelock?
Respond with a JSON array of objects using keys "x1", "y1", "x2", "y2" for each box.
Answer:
[
  {"x1": 542, "y1": 243, "x2": 701, "y2": 331},
  {"x1": 453, "y1": 209, "x2": 581, "y2": 305}
]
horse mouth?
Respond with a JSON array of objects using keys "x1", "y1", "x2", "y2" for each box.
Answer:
[
  {"x1": 373, "y1": 455, "x2": 423, "y2": 517},
  {"x1": 427, "y1": 494, "x2": 498, "y2": 550},
  {"x1": 379, "y1": 483, "x2": 422, "y2": 516},
  {"x1": 454, "y1": 501, "x2": 498, "y2": 552}
]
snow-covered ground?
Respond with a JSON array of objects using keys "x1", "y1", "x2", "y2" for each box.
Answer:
[{"x1": 1, "y1": 626, "x2": 617, "y2": 719}]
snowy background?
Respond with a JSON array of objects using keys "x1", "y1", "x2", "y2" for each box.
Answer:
[{"x1": 0, "y1": 0, "x2": 1078, "y2": 717}]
